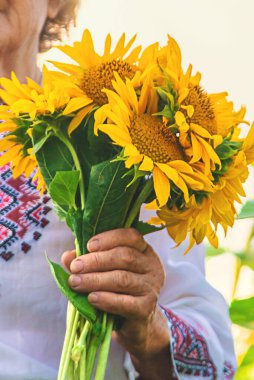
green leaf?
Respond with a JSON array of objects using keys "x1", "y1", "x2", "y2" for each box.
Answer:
[
  {"x1": 238, "y1": 201, "x2": 254, "y2": 219},
  {"x1": 32, "y1": 122, "x2": 52, "y2": 154},
  {"x1": 35, "y1": 136, "x2": 74, "y2": 189},
  {"x1": 47, "y1": 256, "x2": 97, "y2": 323},
  {"x1": 82, "y1": 160, "x2": 138, "y2": 252},
  {"x1": 134, "y1": 221, "x2": 165, "y2": 235},
  {"x1": 230, "y1": 297, "x2": 254, "y2": 329},
  {"x1": 49, "y1": 171, "x2": 80, "y2": 209},
  {"x1": 66, "y1": 208, "x2": 84, "y2": 253},
  {"x1": 73, "y1": 115, "x2": 118, "y2": 193},
  {"x1": 235, "y1": 346, "x2": 254, "y2": 380}
]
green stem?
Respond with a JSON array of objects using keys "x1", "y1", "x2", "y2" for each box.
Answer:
[
  {"x1": 125, "y1": 178, "x2": 154, "y2": 228},
  {"x1": 56, "y1": 132, "x2": 86, "y2": 210},
  {"x1": 58, "y1": 303, "x2": 76, "y2": 380},
  {"x1": 86, "y1": 335, "x2": 100, "y2": 379},
  {"x1": 94, "y1": 315, "x2": 114, "y2": 380},
  {"x1": 59, "y1": 309, "x2": 80, "y2": 380}
]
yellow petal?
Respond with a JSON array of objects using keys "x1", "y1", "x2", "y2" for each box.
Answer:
[
  {"x1": 156, "y1": 163, "x2": 179, "y2": 183},
  {"x1": 178, "y1": 87, "x2": 189, "y2": 104},
  {"x1": 63, "y1": 97, "x2": 93, "y2": 115},
  {"x1": 94, "y1": 104, "x2": 111, "y2": 135},
  {"x1": 145, "y1": 199, "x2": 159, "y2": 210},
  {"x1": 196, "y1": 135, "x2": 221, "y2": 167},
  {"x1": 124, "y1": 144, "x2": 140, "y2": 157},
  {"x1": 169, "y1": 160, "x2": 193, "y2": 173},
  {"x1": 139, "y1": 155, "x2": 154, "y2": 171},
  {"x1": 103, "y1": 34, "x2": 112, "y2": 59},
  {"x1": 0, "y1": 145, "x2": 21, "y2": 165},
  {"x1": 190, "y1": 123, "x2": 211, "y2": 138},
  {"x1": 153, "y1": 166, "x2": 170, "y2": 207},
  {"x1": 189, "y1": 132, "x2": 202, "y2": 163},
  {"x1": 176, "y1": 176, "x2": 189, "y2": 203},
  {"x1": 125, "y1": 155, "x2": 143, "y2": 168},
  {"x1": 98, "y1": 124, "x2": 132, "y2": 146},
  {"x1": 68, "y1": 105, "x2": 93, "y2": 135},
  {"x1": 181, "y1": 105, "x2": 194, "y2": 118}
]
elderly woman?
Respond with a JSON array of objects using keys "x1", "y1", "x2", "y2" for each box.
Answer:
[{"x1": 0, "y1": 1, "x2": 236, "y2": 379}]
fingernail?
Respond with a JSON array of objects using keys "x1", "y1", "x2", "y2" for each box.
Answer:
[
  {"x1": 87, "y1": 239, "x2": 99, "y2": 252},
  {"x1": 71, "y1": 259, "x2": 83, "y2": 273},
  {"x1": 69, "y1": 275, "x2": 81, "y2": 287},
  {"x1": 89, "y1": 293, "x2": 98, "y2": 303}
]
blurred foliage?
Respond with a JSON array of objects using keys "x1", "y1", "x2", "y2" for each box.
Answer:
[
  {"x1": 206, "y1": 200, "x2": 254, "y2": 378},
  {"x1": 230, "y1": 297, "x2": 254, "y2": 330},
  {"x1": 234, "y1": 346, "x2": 254, "y2": 380},
  {"x1": 238, "y1": 200, "x2": 254, "y2": 219}
]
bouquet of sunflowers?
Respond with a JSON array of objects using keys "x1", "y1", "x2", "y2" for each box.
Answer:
[{"x1": 0, "y1": 29, "x2": 253, "y2": 379}]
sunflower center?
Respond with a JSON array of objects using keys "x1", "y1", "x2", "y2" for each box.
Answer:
[
  {"x1": 81, "y1": 60, "x2": 136, "y2": 106},
  {"x1": 129, "y1": 114, "x2": 185, "y2": 163},
  {"x1": 183, "y1": 85, "x2": 217, "y2": 134}
]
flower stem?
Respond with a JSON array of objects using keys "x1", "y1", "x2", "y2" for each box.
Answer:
[
  {"x1": 56, "y1": 132, "x2": 86, "y2": 210},
  {"x1": 85, "y1": 334, "x2": 100, "y2": 379},
  {"x1": 59, "y1": 309, "x2": 80, "y2": 380},
  {"x1": 125, "y1": 178, "x2": 154, "y2": 228},
  {"x1": 58, "y1": 303, "x2": 76, "y2": 380},
  {"x1": 94, "y1": 315, "x2": 114, "y2": 380}
]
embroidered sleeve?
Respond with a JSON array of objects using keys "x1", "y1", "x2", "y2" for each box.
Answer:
[
  {"x1": 160, "y1": 306, "x2": 235, "y2": 380},
  {"x1": 0, "y1": 160, "x2": 52, "y2": 261}
]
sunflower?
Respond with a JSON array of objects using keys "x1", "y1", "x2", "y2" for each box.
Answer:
[
  {"x1": 0, "y1": 137, "x2": 46, "y2": 193},
  {"x1": 0, "y1": 69, "x2": 72, "y2": 121},
  {"x1": 0, "y1": 71, "x2": 69, "y2": 193},
  {"x1": 153, "y1": 145, "x2": 249, "y2": 252},
  {"x1": 50, "y1": 29, "x2": 160, "y2": 133},
  {"x1": 156, "y1": 36, "x2": 246, "y2": 175},
  {"x1": 95, "y1": 73, "x2": 213, "y2": 207}
]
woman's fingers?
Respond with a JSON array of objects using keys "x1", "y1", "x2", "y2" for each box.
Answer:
[
  {"x1": 61, "y1": 249, "x2": 76, "y2": 271},
  {"x1": 87, "y1": 291, "x2": 152, "y2": 320},
  {"x1": 69, "y1": 246, "x2": 150, "y2": 275},
  {"x1": 69, "y1": 270, "x2": 149, "y2": 296},
  {"x1": 87, "y1": 228, "x2": 148, "y2": 253}
]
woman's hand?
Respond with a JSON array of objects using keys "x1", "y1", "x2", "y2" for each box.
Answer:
[{"x1": 62, "y1": 228, "x2": 172, "y2": 379}]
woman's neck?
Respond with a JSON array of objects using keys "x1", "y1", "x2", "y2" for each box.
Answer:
[{"x1": 0, "y1": 41, "x2": 41, "y2": 83}]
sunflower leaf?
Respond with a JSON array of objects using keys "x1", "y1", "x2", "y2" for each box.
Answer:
[
  {"x1": 32, "y1": 122, "x2": 52, "y2": 154},
  {"x1": 35, "y1": 136, "x2": 74, "y2": 189},
  {"x1": 81, "y1": 159, "x2": 138, "y2": 252},
  {"x1": 46, "y1": 256, "x2": 97, "y2": 323},
  {"x1": 49, "y1": 171, "x2": 80, "y2": 209},
  {"x1": 134, "y1": 221, "x2": 165, "y2": 235}
]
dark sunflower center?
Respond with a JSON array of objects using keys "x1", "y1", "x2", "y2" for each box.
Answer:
[
  {"x1": 129, "y1": 114, "x2": 184, "y2": 163},
  {"x1": 183, "y1": 85, "x2": 217, "y2": 135},
  {"x1": 80, "y1": 60, "x2": 136, "y2": 106}
]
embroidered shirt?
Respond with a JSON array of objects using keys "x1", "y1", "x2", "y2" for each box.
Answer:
[{"x1": 0, "y1": 161, "x2": 236, "y2": 379}]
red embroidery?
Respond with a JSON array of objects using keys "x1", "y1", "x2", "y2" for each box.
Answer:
[
  {"x1": 223, "y1": 361, "x2": 235, "y2": 380},
  {"x1": 161, "y1": 306, "x2": 217, "y2": 379},
  {"x1": 0, "y1": 162, "x2": 52, "y2": 261}
]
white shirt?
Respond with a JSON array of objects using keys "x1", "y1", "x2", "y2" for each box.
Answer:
[{"x1": 0, "y1": 169, "x2": 236, "y2": 380}]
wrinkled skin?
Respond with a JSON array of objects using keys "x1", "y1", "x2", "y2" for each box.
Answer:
[
  {"x1": 62, "y1": 228, "x2": 173, "y2": 379},
  {"x1": 0, "y1": 0, "x2": 63, "y2": 81}
]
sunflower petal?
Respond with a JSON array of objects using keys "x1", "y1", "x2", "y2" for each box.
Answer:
[
  {"x1": 153, "y1": 166, "x2": 170, "y2": 206},
  {"x1": 63, "y1": 97, "x2": 93, "y2": 115},
  {"x1": 139, "y1": 155, "x2": 154, "y2": 171}
]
